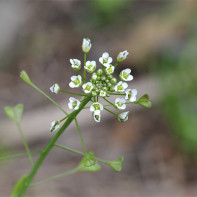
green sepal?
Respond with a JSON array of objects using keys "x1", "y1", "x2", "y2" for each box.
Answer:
[
  {"x1": 10, "y1": 174, "x2": 28, "y2": 197},
  {"x1": 20, "y1": 70, "x2": 32, "y2": 85},
  {"x1": 77, "y1": 152, "x2": 101, "y2": 172},
  {"x1": 4, "y1": 104, "x2": 24, "y2": 123},
  {"x1": 135, "y1": 94, "x2": 151, "y2": 108},
  {"x1": 106, "y1": 156, "x2": 124, "y2": 172}
]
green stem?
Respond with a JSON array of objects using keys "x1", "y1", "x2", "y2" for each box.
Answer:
[
  {"x1": 60, "y1": 90, "x2": 86, "y2": 97},
  {"x1": 74, "y1": 118, "x2": 87, "y2": 154},
  {"x1": 110, "y1": 93, "x2": 125, "y2": 96},
  {"x1": 104, "y1": 107, "x2": 118, "y2": 117},
  {"x1": 103, "y1": 97, "x2": 115, "y2": 107},
  {"x1": 16, "y1": 95, "x2": 92, "y2": 196},
  {"x1": 77, "y1": 71, "x2": 86, "y2": 82},
  {"x1": 0, "y1": 150, "x2": 42, "y2": 161},
  {"x1": 84, "y1": 53, "x2": 87, "y2": 80},
  {"x1": 16, "y1": 122, "x2": 34, "y2": 167},
  {"x1": 55, "y1": 144, "x2": 84, "y2": 156},
  {"x1": 30, "y1": 168, "x2": 78, "y2": 187},
  {"x1": 31, "y1": 83, "x2": 68, "y2": 115},
  {"x1": 114, "y1": 61, "x2": 118, "y2": 68}
]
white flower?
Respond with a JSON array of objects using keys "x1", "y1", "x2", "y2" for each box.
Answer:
[
  {"x1": 105, "y1": 64, "x2": 115, "y2": 75},
  {"x1": 50, "y1": 121, "x2": 60, "y2": 132},
  {"x1": 93, "y1": 110, "x2": 101, "y2": 122},
  {"x1": 118, "y1": 111, "x2": 129, "y2": 122},
  {"x1": 99, "y1": 90, "x2": 107, "y2": 97},
  {"x1": 69, "y1": 75, "x2": 82, "y2": 88},
  {"x1": 115, "y1": 98, "x2": 126, "y2": 110},
  {"x1": 117, "y1": 50, "x2": 129, "y2": 62},
  {"x1": 90, "y1": 102, "x2": 103, "y2": 112},
  {"x1": 68, "y1": 97, "x2": 80, "y2": 110},
  {"x1": 99, "y1": 52, "x2": 112, "y2": 67},
  {"x1": 85, "y1": 61, "x2": 96, "y2": 73},
  {"x1": 50, "y1": 83, "x2": 60, "y2": 94},
  {"x1": 70, "y1": 59, "x2": 81, "y2": 71},
  {"x1": 119, "y1": 69, "x2": 133, "y2": 81},
  {"x1": 115, "y1": 81, "x2": 128, "y2": 92},
  {"x1": 82, "y1": 38, "x2": 91, "y2": 53},
  {"x1": 91, "y1": 73, "x2": 98, "y2": 80},
  {"x1": 125, "y1": 89, "x2": 137, "y2": 102},
  {"x1": 82, "y1": 82, "x2": 94, "y2": 93}
]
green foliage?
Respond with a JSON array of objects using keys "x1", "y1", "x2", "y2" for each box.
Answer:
[
  {"x1": 20, "y1": 70, "x2": 32, "y2": 85},
  {"x1": 4, "y1": 104, "x2": 24, "y2": 123},
  {"x1": 106, "y1": 156, "x2": 124, "y2": 172},
  {"x1": 135, "y1": 94, "x2": 151, "y2": 108}
]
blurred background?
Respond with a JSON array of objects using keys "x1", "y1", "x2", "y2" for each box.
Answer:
[{"x1": 0, "y1": 0, "x2": 197, "y2": 196}]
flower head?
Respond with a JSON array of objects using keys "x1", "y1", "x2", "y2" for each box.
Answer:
[
  {"x1": 82, "y1": 82, "x2": 94, "y2": 93},
  {"x1": 70, "y1": 59, "x2": 81, "y2": 71},
  {"x1": 90, "y1": 102, "x2": 103, "y2": 112},
  {"x1": 117, "y1": 50, "x2": 129, "y2": 62},
  {"x1": 99, "y1": 90, "x2": 107, "y2": 97},
  {"x1": 119, "y1": 69, "x2": 133, "y2": 81},
  {"x1": 93, "y1": 110, "x2": 101, "y2": 122},
  {"x1": 115, "y1": 98, "x2": 126, "y2": 110},
  {"x1": 125, "y1": 89, "x2": 137, "y2": 102},
  {"x1": 99, "y1": 52, "x2": 112, "y2": 67},
  {"x1": 69, "y1": 75, "x2": 82, "y2": 88},
  {"x1": 50, "y1": 121, "x2": 60, "y2": 132},
  {"x1": 118, "y1": 111, "x2": 129, "y2": 122},
  {"x1": 85, "y1": 61, "x2": 96, "y2": 73},
  {"x1": 68, "y1": 97, "x2": 80, "y2": 110},
  {"x1": 115, "y1": 81, "x2": 128, "y2": 92},
  {"x1": 82, "y1": 38, "x2": 91, "y2": 53},
  {"x1": 105, "y1": 64, "x2": 115, "y2": 75},
  {"x1": 50, "y1": 83, "x2": 60, "y2": 94}
]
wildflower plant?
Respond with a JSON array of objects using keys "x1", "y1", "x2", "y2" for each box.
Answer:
[{"x1": 3, "y1": 38, "x2": 151, "y2": 196}]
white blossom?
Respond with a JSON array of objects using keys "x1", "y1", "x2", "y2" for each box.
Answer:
[
  {"x1": 117, "y1": 50, "x2": 129, "y2": 62},
  {"x1": 50, "y1": 83, "x2": 60, "y2": 94},
  {"x1": 99, "y1": 90, "x2": 107, "y2": 97},
  {"x1": 68, "y1": 97, "x2": 80, "y2": 110},
  {"x1": 82, "y1": 82, "x2": 94, "y2": 93},
  {"x1": 50, "y1": 121, "x2": 60, "y2": 132},
  {"x1": 119, "y1": 69, "x2": 133, "y2": 81},
  {"x1": 82, "y1": 38, "x2": 91, "y2": 53},
  {"x1": 115, "y1": 98, "x2": 126, "y2": 110},
  {"x1": 99, "y1": 52, "x2": 112, "y2": 67},
  {"x1": 70, "y1": 59, "x2": 81, "y2": 71},
  {"x1": 93, "y1": 110, "x2": 101, "y2": 122},
  {"x1": 85, "y1": 61, "x2": 96, "y2": 73},
  {"x1": 115, "y1": 81, "x2": 128, "y2": 92},
  {"x1": 118, "y1": 111, "x2": 129, "y2": 122},
  {"x1": 90, "y1": 102, "x2": 103, "y2": 112},
  {"x1": 69, "y1": 75, "x2": 82, "y2": 88},
  {"x1": 105, "y1": 64, "x2": 115, "y2": 75},
  {"x1": 125, "y1": 89, "x2": 137, "y2": 102}
]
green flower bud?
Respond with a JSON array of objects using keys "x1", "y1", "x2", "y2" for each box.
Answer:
[
  {"x1": 101, "y1": 76, "x2": 106, "y2": 81},
  {"x1": 20, "y1": 70, "x2": 32, "y2": 85},
  {"x1": 91, "y1": 91, "x2": 97, "y2": 97},
  {"x1": 97, "y1": 69, "x2": 103, "y2": 76},
  {"x1": 111, "y1": 77, "x2": 117, "y2": 85}
]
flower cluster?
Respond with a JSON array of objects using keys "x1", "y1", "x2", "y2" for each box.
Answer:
[{"x1": 49, "y1": 38, "x2": 150, "y2": 131}]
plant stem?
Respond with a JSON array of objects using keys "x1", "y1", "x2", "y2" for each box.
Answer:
[
  {"x1": 16, "y1": 122, "x2": 34, "y2": 167},
  {"x1": 0, "y1": 150, "x2": 42, "y2": 161},
  {"x1": 16, "y1": 95, "x2": 92, "y2": 196},
  {"x1": 84, "y1": 53, "x2": 87, "y2": 80},
  {"x1": 104, "y1": 107, "x2": 118, "y2": 117},
  {"x1": 114, "y1": 61, "x2": 118, "y2": 68},
  {"x1": 110, "y1": 93, "x2": 125, "y2": 96},
  {"x1": 103, "y1": 97, "x2": 115, "y2": 107},
  {"x1": 60, "y1": 90, "x2": 86, "y2": 97},
  {"x1": 77, "y1": 71, "x2": 86, "y2": 82}
]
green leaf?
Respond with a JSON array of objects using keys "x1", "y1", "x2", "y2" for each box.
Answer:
[
  {"x1": 135, "y1": 94, "x2": 151, "y2": 108},
  {"x1": 4, "y1": 104, "x2": 24, "y2": 123},
  {"x1": 78, "y1": 152, "x2": 101, "y2": 172},
  {"x1": 20, "y1": 70, "x2": 32, "y2": 85},
  {"x1": 10, "y1": 174, "x2": 28, "y2": 197},
  {"x1": 106, "y1": 156, "x2": 124, "y2": 172}
]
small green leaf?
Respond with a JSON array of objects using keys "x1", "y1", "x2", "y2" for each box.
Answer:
[
  {"x1": 78, "y1": 152, "x2": 101, "y2": 172},
  {"x1": 10, "y1": 174, "x2": 28, "y2": 197},
  {"x1": 135, "y1": 94, "x2": 151, "y2": 108},
  {"x1": 106, "y1": 156, "x2": 124, "y2": 172},
  {"x1": 20, "y1": 70, "x2": 32, "y2": 85},
  {"x1": 4, "y1": 104, "x2": 24, "y2": 123}
]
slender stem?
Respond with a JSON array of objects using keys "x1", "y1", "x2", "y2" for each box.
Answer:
[
  {"x1": 110, "y1": 93, "x2": 125, "y2": 96},
  {"x1": 114, "y1": 61, "x2": 118, "y2": 68},
  {"x1": 55, "y1": 144, "x2": 84, "y2": 156},
  {"x1": 74, "y1": 118, "x2": 87, "y2": 154},
  {"x1": 77, "y1": 71, "x2": 86, "y2": 82},
  {"x1": 30, "y1": 168, "x2": 78, "y2": 187},
  {"x1": 60, "y1": 90, "x2": 86, "y2": 97},
  {"x1": 104, "y1": 107, "x2": 118, "y2": 117},
  {"x1": 0, "y1": 150, "x2": 42, "y2": 161},
  {"x1": 16, "y1": 95, "x2": 92, "y2": 196},
  {"x1": 16, "y1": 122, "x2": 34, "y2": 167},
  {"x1": 103, "y1": 97, "x2": 115, "y2": 107},
  {"x1": 31, "y1": 83, "x2": 68, "y2": 115},
  {"x1": 83, "y1": 53, "x2": 87, "y2": 80}
]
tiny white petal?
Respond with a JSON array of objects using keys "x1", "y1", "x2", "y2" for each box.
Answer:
[{"x1": 93, "y1": 110, "x2": 101, "y2": 122}]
